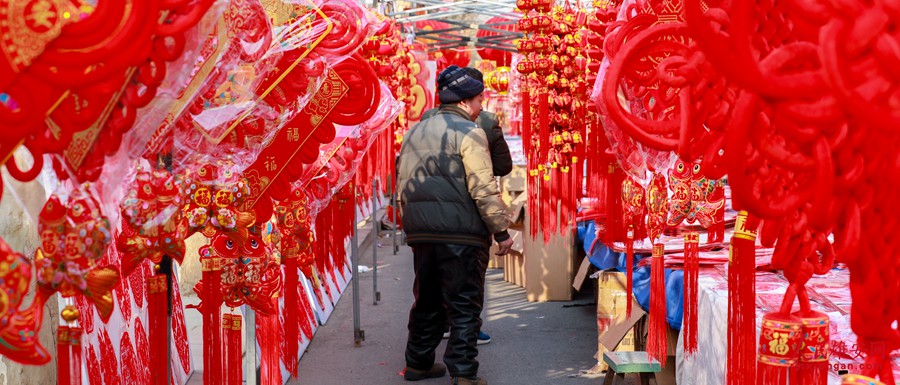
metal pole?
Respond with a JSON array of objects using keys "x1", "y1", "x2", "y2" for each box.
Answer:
[
  {"x1": 372, "y1": 179, "x2": 380, "y2": 305},
  {"x1": 389, "y1": 173, "x2": 398, "y2": 255},
  {"x1": 245, "y1": 305, "x2": 257, "y2": 385},
  {"x1": 351, "y1": 196, "x2": 364, "y2": 345}
]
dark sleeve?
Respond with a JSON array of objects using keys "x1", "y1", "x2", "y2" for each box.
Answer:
[{"x1": 488, "y1": 124, "x2": 513, "y2": 177}]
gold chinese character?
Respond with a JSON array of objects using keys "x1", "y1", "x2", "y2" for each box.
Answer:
[
  {"x1": 770, "y1": 332, "x2": 790, "y2": 356},
  {"x1": 287, "y1": 127, "x2": 300, "y2": 142},
  {"x1": 26, "y1": 0, "x2": 58, "y2": 30},
  {"x1": 265, "y1": 156, "x2": 277, "y2": 172}
]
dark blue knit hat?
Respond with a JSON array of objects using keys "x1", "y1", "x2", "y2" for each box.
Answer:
[{"x1": 437, "y1": 65, "x2": 484, "y2": 104}]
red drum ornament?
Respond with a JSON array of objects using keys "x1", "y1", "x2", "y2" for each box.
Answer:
[{"x1": 758, "y1": 315, "x2": 804, "y2": 384}]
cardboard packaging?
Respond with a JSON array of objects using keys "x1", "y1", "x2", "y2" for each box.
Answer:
[
  {"x1": 523, "y1": 207, "x2": 576, "y2": 302},
  {"x1": 498, "y1": 229, "x2": 525, "y2": 287},
  {"x1": 594, "y1": 271, "x2": 642, "y2": 372},
  {"x1": 500, "y1": 165, "x2": 526, "y2": 205},
  {"x1": 490, "y1": 193, "x2": 527, "y2": 269}
]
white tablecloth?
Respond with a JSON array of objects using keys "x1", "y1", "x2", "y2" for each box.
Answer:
[{"x1": 675, "y1": 276, "x2": 848, "y2": 385}]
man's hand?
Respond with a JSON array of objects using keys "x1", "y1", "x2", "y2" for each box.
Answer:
[{"x1": 496, "y1": 237, "x2": 514, "y2": 256}]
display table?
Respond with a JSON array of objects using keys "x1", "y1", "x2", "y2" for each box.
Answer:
[{"x1": 676, "y1": 267, "x2": 900, "y2": 384}]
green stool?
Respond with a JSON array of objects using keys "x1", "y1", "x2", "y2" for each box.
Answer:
[{"x1": 602, "y1": 351, "x2": 661, "y2": 385}]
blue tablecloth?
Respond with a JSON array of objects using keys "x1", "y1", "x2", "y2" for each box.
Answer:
[{"x1": 577, "y1": 220, "x2": 684, "y2": 330}]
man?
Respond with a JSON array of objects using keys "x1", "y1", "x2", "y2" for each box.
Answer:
[
  {"x1": 398, "y1": 65, "x2": 513, "y2": 385},
  {"x1": 420, "y1": 67, "x2": 513, "y2": 178},
  {"x1": 423, "y1": 67, "x2": 511, "y2": 346}
]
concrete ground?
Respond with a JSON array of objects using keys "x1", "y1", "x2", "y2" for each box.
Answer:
[{"x1": 289, "y1": 231, "x2": 628, "y2": 385}]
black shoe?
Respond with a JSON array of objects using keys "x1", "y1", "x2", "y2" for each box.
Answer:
[
  {"x1": 404, "y1": 363, "x2": 447, "y2": 381},
  {"x1": 451, "y1": 376, "x2": 487, "y2": 385}
]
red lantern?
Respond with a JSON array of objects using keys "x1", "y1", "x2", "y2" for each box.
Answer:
[
  {"x1": 476, "y1": 17, "x2": 519, "y2": 66},
  {"x1": 486, "y1": 67, "x2": 511, "y2": 94}
]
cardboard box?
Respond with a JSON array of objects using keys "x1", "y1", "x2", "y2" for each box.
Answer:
[
  {"x1": 594, "y1": 271, "x2": 642, "y2": 372},
  {"x1": 572, "y1": 256, "x2": 592, "y2": 292},
  {"x1": 524, "y1": 212, "x2": 576, "y2": 302},
  {"x1": 507, "y1": 192, "x2": 527, "y2": 232},
  {"x1": 498, "y1": 229, "x2": 525, "y2": 287},
  {"x1": 500, "y1": 165, "x2": 526, "y2": 205}
]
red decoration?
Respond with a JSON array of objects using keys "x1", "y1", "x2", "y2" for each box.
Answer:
[
  {"x1": 486, "y1": 67, "x2": 512, "y2": 94},
  {"x1": 118, "y1": 167, "x2": 186, "y2": 276},
  {"x1": 758, "y1": 314, "x2": 804, "y2": 384},
  {"x1": 796, "y1": 313, "x2": 830, "y2": 384},
  {"x1": 147, "y1": 274, "x2": 168, "y2": 385},
  {"x1": 35, "y1": 189, "x2": 119, "y2": 320},
  {"x1": 683, "y1": 231, "x2": 699, "y2": 356},
  {"x1": 646, "y1": 173, "x2": 668, "y2": 241},
  {"x1": 647, "y1": 243, "x2": 668, "y2": 366},
  {"x1": 728, "y1": 212, "x2": 759, "y2": 385},
  {"x1": 181, "y1": 162, "x2": 256, "y2": 245},
  {"x1": 0, "y1": 239, "x2": 50, "y2": 365},
  {"x1": 476, "y1": 17, "x2": 518, "y2": 66}
]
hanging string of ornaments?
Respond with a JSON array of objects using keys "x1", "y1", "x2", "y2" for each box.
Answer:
[
  {"x1": 590, "y1": 0, "x2": 900, "y2": 383},
  {"x1": 0, "y1": 0, "x2": 411, "y2": 384},
  {"x1": 516, "y1": 0, "x2": 591, "y2": 242}
]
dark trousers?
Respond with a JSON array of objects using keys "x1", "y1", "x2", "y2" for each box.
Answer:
[{"x1": 405, "y1": 243, "x2": 489, "y2": 378}]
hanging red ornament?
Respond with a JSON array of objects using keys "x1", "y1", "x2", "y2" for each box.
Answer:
[
  {"x1": 647, "y1": 243, "x2": 668, "y2": 366},
  {"x1": 118, "y1": 167, "x2": 186, "y2": 276},
  {"x1": 180, "y1": 162, "x2": 256, "y2": 245},
  {"x1": 647, "y1": 173, "x2": 668, "y2": 241},
  {"x1": 35, "y1": 189, "x2": 119, "y2": 320},
  {"x1": 0, "y1": 238, "x2": 50, "y2": 365},
  {"x1": 728, "y1": 211, "x2": 759, "y2": 385},
  {"x1": 486, "y1": 67, "x2": 512, "y2": 95},
  {"x1": 683, "y1": 231, "x2": 699, "y2": 356}
]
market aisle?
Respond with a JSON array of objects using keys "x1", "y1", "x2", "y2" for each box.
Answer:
[{"x1": 291, "y1": 231, "x2": 612, "y2": 385}]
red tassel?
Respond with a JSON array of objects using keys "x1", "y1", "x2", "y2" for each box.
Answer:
[
  {"x1": 528, "y1": 175, "x2": 535, "y2": 238},
  {"x1": 522, "y1": 89, "x2": 531, "y2": 156},
  {"x1": 538, "y1": 92, "x2": 549, "y2": 164},
  {"x1": 69, "y1": 327, "x2": 83, "y2": 385},
  {"x1": 283, "y1": 257, "x2": 301, "y2": 377},
  {"x1": 57, "y1": 325, "x2": 72, "y2": 385},
  {"x1": 224, "y1": 313, "x2": 243, "y2": 385},
  {"x1": 258, "y1": 300, "x2": 282, "y2": 385},
  {"x1": 647, "y1": 243, "x2": 668, "y2": 367},
  {"x1": 729, "y1": 211, "x2": 760, "y2": 385},
  {"x1": 683, "y1": 232, "x2": 700, "y2": 356},
  {"x1": 604, "y1": 164, "x2": 625, "y2": 245},
  {"x1": 541, "y1": 173, "x2": 553, "y2": 243},
  {"x1": 199, "y1": 256, "x2": 223, "y2": 385},
  {"x1": 550, "y1": 168, "x2": 561, "y2": 235},
  {"x1": 148, "y1": 273, "x2": 169, "y2": 385},
  {"x1": 625, "y1": 227, "x2": 634, "y2": 318}
]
